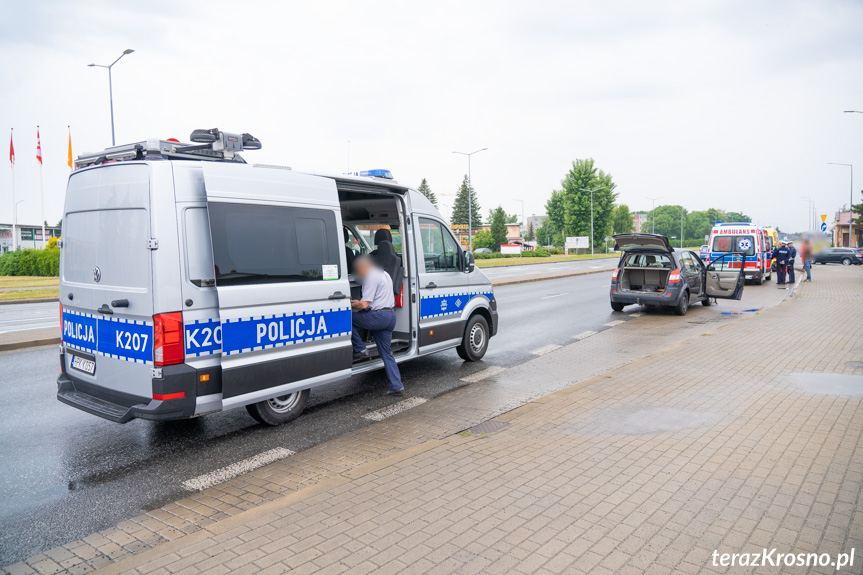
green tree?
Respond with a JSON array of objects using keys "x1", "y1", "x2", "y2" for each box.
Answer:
[
  {"x1": 472, "y1": 229, "x2": 495, "y2": 250},
  {"x1": 724, "y1": 211, "x2": 751, "y2": 223},
  {"x1": 644, "y1": 205, "x2": 688, "y2": 240},
  {"x1": 417, "y1": 178, "x2": 437, "y2": 207},
  {"x1": 506, "y1": 212, "x2": 519, "y2": 224},
  {"x1": 852, "y1": 190, "x2": 863, "y2": 224},
  {"x1": 489, "y1": 206, "x2": 508, "y2": 251},
  {"x1": 525, "y1": 221, "x2": 535, "y2": 241},
  {"x1": 685, "y1": 211, "x2": 712, "y2": 241},
  {"x1": 557, "y1": 158, "x2": 618, "y2": 249},
  {"x1": 611, "y1": 204, "x2": 633, "y2": 235},
  {"x1": 450, "y1": 175, "x2": 482, "y2": 231},
  {"x1": 544, "y1": 190, "x2": 566, "y2": 237},
  {"x1": 534, "y1": 225, "x2": 550, "y2": 246}
]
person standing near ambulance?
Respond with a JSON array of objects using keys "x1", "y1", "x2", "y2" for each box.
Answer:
[
  {"x1": 775, "y1": 240, "x2": 791, "y2": 286},
  {"x1": 350, "y1": 255, "x2": 405, "y2": 396},
  {"x1": 786, "y1": 240, "x2": 797, "y2": 284}
]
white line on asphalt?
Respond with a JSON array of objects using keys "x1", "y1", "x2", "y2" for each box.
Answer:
[
  {"x1": 531, "y1": 344, "x2": 562, "y2": 356},
  {"x1": 573, "y1": 330, "x2": 597, "y2": 340},
  {"x1": 460, "y1": 366, "x2": 507, "y2": 383},
  {"x1": 541, "y1": 292, "x2": 569, "y2": 299},
  {"x1": 604, "y1": 320, "x2": 626, "y2": 327},
  {"x1": 628, "y1": 313, "x2": 643, "y2": 318},
  {"x1": 182, "y1": 447, "x2": 295, "y2": 492},
  {"x1": 363, "y1": 397, "x2": 428, "y2": 422}
]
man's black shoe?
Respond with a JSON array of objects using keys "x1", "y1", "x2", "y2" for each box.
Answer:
[
  {"x1": 353, "y1": 350, "x2": 370, "y2": 361},
  {"x1": 382, "y1": 388, "x2": 405, "y2": 397}
]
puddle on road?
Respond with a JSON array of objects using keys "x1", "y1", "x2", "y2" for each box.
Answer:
[
  {"x1": 593, "y1": 407, "x2": 721, "y2": 435},
  {"x1": 789, "y1": 372, "x2": 863, "y2": 396}
]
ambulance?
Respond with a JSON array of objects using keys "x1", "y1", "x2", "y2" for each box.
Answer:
[
  {"x1": 706, "y1": 223, "x2": 772, "y2": 284},
  {"x1": 56, "y1": 129, "x2": 498, "y2": 426}
]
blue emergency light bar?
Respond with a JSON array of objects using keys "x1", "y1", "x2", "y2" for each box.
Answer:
[{"x1": 346, "y1": 169, "x2": 394, "y2": 180}]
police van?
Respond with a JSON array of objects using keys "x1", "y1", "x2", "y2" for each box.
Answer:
[
  {"x1": 707, "y1": 223, "x2": 772, "y2": 284},
  {"x1": 57, "y1": 129, "x2": 498, "y2": 425}
]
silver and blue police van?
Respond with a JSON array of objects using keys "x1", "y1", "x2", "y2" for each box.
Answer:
[{"x1": 57, "y1": 129, "x2": 498, "y2": 425}]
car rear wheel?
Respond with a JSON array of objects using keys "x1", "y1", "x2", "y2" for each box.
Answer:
[
  {"x1": 246, "y1": 389, "x2": 310, "y2": 426},
  {"x1": 842, "y1": 258, "x2": 852, "y2": 266},
  {"x1": 674, "y1": 291, "x2": 689, "y2": 316},
  {"x1": 702, "y1": 296, "x2": 713, "y2": 306},
  {"x1": 610, "y1": 301, "x2": 625, "y2": 312},
  {"x1": 456, "y1": 314, "x2": 489, "y2": 362},
  {"x1": 754, "y1": 274, "x2": 763, "y2": 285}
]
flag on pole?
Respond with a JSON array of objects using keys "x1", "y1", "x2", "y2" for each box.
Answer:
[
  {"x1": 67, "y1": 126, "x2": 73, "y2": 169},
  {"x1": 9, "y1": 130, "x2": 14, "y2": 165},
  {"x1": 36, "y1": 127, "x2": 42, "y2": 165}
]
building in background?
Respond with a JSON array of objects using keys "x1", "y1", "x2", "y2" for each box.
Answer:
[
  {"x1": 525, "y1": 215, "x2": 546, "y2": 233},
  {"x1": 0, "y1": 223, "x2": 61, "y2": 252},
  {"x1": 632, "y1": 213, "x2": 648, "y2": 233},
  {"x1": 832, "y1": 211, "x2": 861, "y2": 248},
  {"x1": 480, "y1": 223, "x2": 522, "y2": 242}
]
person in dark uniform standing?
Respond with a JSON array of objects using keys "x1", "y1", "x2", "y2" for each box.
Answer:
[
  {"x1": 786, "y1": 240, "x2": 797, "y2": 284},
  {"x1": 775, "y1": 240, "x2": 791, "y2": 286}
]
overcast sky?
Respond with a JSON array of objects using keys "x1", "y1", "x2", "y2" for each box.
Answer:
[{"x1": 1, "y1": 0, "x2": 861, "y2": 232}]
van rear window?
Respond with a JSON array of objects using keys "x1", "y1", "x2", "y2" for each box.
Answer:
[
  {"x1": 208, "y1": 203, "x2": 341, "y2": 286},
  {"x1": 712, "y1": 235, "x2": 755, "y2": 256}
]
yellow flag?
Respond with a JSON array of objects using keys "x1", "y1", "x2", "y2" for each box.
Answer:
[{"x1": 67, "y1": 126, "x2": 73, "y2": 169}]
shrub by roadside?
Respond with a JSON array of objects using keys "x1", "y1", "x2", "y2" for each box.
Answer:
[{"x1": 0, "y1": 249, "x2": 60, "y2": 276}]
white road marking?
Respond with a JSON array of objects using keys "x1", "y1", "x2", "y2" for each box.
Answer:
[
  {"x1": 460, "y1": 366, "x2": 507, "y2": 383},
  {"x1": 541, "y1": 292, "x2": 569, "y2": 299},
  {"x1": 604, "y1": 320, "x2": 626, "y2": 327},
  {"x1": 182, "y1": 447, "x2": 295, "y2": 492},
  {"x1": 531, "y1": 344, "x2": 562, "y2": 356},
  {"x1": 573, "y1": 330, "x2": 597, "y2": 340},
  {"x1": 363, "y1": 397, "x2": 428, "y2": 422},
  {"x1": 628, "y1": 313, "x2": 644, "y2": 318}
]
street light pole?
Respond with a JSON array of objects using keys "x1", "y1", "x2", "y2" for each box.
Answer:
[
  {"x1": 647, "y1": 197, "x2": 662, "y2": 234},
  {"x1": 579, "y1": 187, "x2": 606, "y2": 257},
  {"x1": 88, "y1": 49, "x2": 134, "y2": 146},
  {"x1": 512, "y1": 199, "x2": 525, "y2": 237},
  {"x1": 14, "y1": 200, "x2": 25, "y2": 249},
  {"x1": 827, "y1": 163, "x2": 854, "y2": 247},
  {"x1": 801, "y1": 196, "x2": 814, "y2": 231},
  {"x1": 452, "y1": 148, "x2": 487, "y2": 252}
]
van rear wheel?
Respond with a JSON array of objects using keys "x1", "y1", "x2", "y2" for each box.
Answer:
[
  {"x1": 456, "y1": 315, "x2": 489, "y2": 362},
  {"x1": 246, "y1": 389, "x2": 310, "y2": 426}
]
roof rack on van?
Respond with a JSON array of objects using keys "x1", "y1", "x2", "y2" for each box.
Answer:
[{"x1": 75, "y1": 128, "x2": 261, "y2": 169}]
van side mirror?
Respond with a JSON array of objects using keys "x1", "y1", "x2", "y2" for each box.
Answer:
[{"x1": 464, "y1": 250, "x2": 475, "y2": 273}]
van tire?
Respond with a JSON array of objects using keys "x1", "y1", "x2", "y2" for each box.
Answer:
[
  {"x1": 610, "y1": 302, "x2": 625, "y2": 312},
  {"x1": 674, "y1": 291, "x2": 689, "y2": 316},
  {"x1": 456, "y1": 315, "x2": 489, "y2": 362},
  {"x1": 754, "y1": 274, "x2": 763, "y2": 285},
  {"x1": 246, "y1": 389, "x2": 310, "y2": 426}
]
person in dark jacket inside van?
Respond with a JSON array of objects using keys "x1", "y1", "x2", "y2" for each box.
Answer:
[{"x1": 350, "y1": 255, "x2": 405, "y2": 396}]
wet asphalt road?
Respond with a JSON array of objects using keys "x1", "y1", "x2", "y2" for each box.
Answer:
[{"x1": 0, "y1": 272, "x2": 787, "y2": 563}]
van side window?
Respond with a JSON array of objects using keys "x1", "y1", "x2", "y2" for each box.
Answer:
[
  {"x1": 419, "y1": 218, "x2": 460, "y2": 272},
  {"x1": 185, "y1": 208, "x2": 216, "y2": 287},
  {"x1": 208, "y1": 203, "x2": 340, "y2": 286}
]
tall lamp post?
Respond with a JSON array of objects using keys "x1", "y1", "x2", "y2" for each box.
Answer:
[
  {"x1": 579, "y1": 187, "x2": 606, "y2": 257},
  {"x1": 827, "y1": 163, "x2": 853, "y2": 247},
  {"x1": 88, "y1": 49, "x2": 134, "y2": 146},
  {"x1": 14, "y1": 200, "x2": 25, "y2": 250},
  {"x1": 452, "y1": 148, "x2": 487, "y2": 252},
  {"x1": 647, "y1": 197, "x2": 662, "y2": 234},
  {"x1": 801, "y1": 196, "x2": 814, "y2": 231}
]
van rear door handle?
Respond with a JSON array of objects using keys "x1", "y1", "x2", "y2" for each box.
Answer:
[
  {"x1": 425, "y1": 282, "x2": 437, "y2": 289},
  {"x1": 111, "y1": 299, "x2": 129, "y2": 308},
  {"x1": 97, "y1": 304, "x2": 114, "y2": 315},
  {"x1": 328, "y1": 291, "x2": 347, "y2": 300}
]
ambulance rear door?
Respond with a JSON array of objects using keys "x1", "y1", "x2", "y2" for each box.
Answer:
[{"x1": 201, "y1": 163, "x2": 353, "y2": 410}]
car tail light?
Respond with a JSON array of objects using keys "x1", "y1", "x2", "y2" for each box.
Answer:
[
  {"x1": 395, "y1": 284, "x2": 404, "y2": 308},
  {"x1": 153, "y1": 312, "x2": 184, "y2": 366},
  {"x1": 612, "y1": 267, "x2": 619, "y2": 280},
  {"x1": 668, "y1": 270, "x2": 681, "y2": 283}
]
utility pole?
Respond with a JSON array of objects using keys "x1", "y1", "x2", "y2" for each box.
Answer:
[
  {"x1": 452, "y1": 148, "x2": 488, "y2": 251},
  {"x1": 88, "y1": 49, "x2": 134, "y2": 146},
  {"x1": 647, "y1": 197, "x2": 662, "y2": 234}
]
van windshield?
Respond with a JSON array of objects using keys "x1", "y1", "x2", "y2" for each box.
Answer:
[{"x1": 712, "y1": 235, "x2": 755, "y2": 256}]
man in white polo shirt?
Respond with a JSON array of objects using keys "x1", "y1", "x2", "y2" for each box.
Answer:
[{"x1": 350, "y1": 255, "x2": 404, "y2": 396}]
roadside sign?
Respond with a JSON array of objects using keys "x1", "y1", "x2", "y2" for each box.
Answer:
[
  {"x1": 821, "y1": 222, "x2": 827, "y2": 232},
  {"x1": 565, "y1": 236, "x2": 589, "y2": 249},
  {"x1": 820, "y1": 214, "x2": 827, "y2": 223}
]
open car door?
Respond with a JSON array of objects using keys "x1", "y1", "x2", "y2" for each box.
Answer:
[{"x1": 704, "y1": 253, "x2": 746, "y2": 300}]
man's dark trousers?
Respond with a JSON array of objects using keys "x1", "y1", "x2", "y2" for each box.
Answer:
[
  {"x1": 787, "y1": 261, "x2": 795, "y2": 283},
  {"x1": 777, "y1": 264, "x2": 786, "y2": 284},
  {"x1": 351, "y1": 310, "x2": 403, "y2": 391}
]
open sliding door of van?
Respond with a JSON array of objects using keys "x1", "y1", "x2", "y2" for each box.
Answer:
[{"x1": 200, "y1": 163, "x2": 353, "y2": 410}]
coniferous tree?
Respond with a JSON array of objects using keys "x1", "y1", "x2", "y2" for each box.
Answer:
[
  {"x1": 451, "y1": 175, "x2": 482, "y2": 231},
  {"x1": 417, "y1": 178, "x2": 437, "y2": 207}
]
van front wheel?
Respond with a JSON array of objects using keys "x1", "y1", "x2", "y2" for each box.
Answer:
[
  {"x1": 456, "y1": 315, "x2": 489, "y2": 362},
  {"x1": 246, "y1": 389, "x2": 310, "y2": 426}
]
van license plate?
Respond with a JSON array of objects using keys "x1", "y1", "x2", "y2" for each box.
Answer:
[{"x1": 70, "y1": 355, "x2": 96, "y2": 375}]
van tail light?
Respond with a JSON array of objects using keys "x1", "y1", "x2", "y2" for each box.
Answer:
[
  {"x1": 153, "y1": 312, "x2": 184, "y2": 366},
  {"x1": 395, "y1": 284, "x2": 404, "y2": 308},
  {"x1": 612, "y1": 267, "x2": 619, "y2": 281},
  {"x1": 668, "y1": 270, "x2": 681, "y2": 283}
]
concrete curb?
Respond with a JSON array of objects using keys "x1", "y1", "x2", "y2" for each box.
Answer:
[
  {"x1": 0, "y1": 297, "x2": 59, "y2": 305},
  {"x1": 0, "y1": 337, "x2": 60, "y2": 353},
  {"x1": 477, "y1": 255, "x2": 617, "y2": 270}
]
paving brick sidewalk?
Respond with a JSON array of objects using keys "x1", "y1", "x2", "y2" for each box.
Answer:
[{"x1": 5, "y1": 268, "x2": 862, "y2": 575}]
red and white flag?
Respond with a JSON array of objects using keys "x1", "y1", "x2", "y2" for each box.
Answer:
[
  {"x1": 9, "y1": 130, "x2": 14, "y2": 166},
  {"x1": 36, "y1": 128, "x2": 42, "y2": 165}
]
